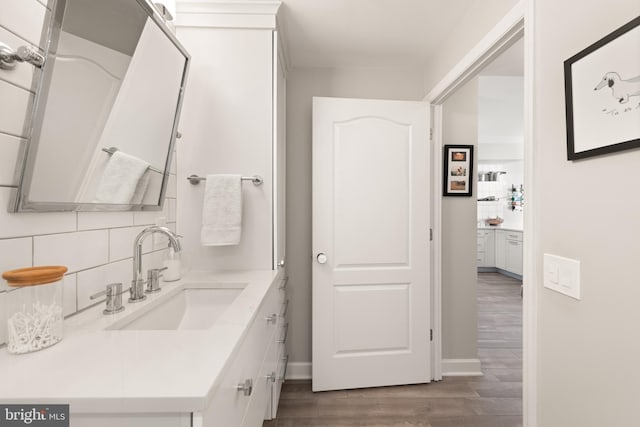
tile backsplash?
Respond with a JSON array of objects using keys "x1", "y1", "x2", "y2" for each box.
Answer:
[{"x1": 0, "y1": 0, "x2": 178, "y2": 343}]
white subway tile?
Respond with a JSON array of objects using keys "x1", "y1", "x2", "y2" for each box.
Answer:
[
  {"x1": 34, "y1": 230, "x2": 108, "y2": 273},
  {"x1": 77, "y1": 211, "x2": 134, "y2": 231},
  {"x1": 0, "y1": 188, "x2": 76, "y2": 238},
  {"x1": 0, "y1": 0, "x2": 47, "y2": 47},
  {"x1": 63, "y1": 273, "x2": 77, "y2": 317},
  {"x1": 0, "y1": 237, "x2": 33, "y2": 291},
  {"x1": 0, "y1": 27, "x2": 36, "y2": 91},
  {"x1": 109, "y1": 226, "x2": 153, "y2": 262},
  {"x1": 168, "y1": 198, "x2": 177, "y2": 222},
  {"x1": 141, "y1": 251, "x2": 165, "y2": 275},
  {"x1": 0, "y1": 81, "x2": 32, "y2": 137},
  {"x1": 133, "y1": 209, "x2": 164, "y2": 226},
  {"x1": 0, "y1": 133, "x2": 23, "y2": 186},
  {"x1": 76, "y1": 260, "x2": 131, "y2": 311}
]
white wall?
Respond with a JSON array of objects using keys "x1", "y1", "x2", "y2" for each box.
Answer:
[
  {"x1": 174, "y1": 26, "x2": 274, "y2": 271},
  {"x1": 0, "y1": 0, "x2": 177, "y2": 345},
  {"x1": 423, "y1": 0, "x2": 520, "y2": 93},
  {"x1": 478, "y1": 76, "x2": 524, "y2": 229},
  {"x1": 534, "y1": 1, "x2": 640, "y2": 425},
  {"x1": 285, "y1": 67, "x2": 425, "y2": 372}
]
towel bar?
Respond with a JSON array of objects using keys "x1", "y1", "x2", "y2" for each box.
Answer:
[
  {"x1": 102, "y1": 147, "x2": 163, "y2": 174},
  {"x1": 187, "y1": 174, "x2": 263, "y2": 186}
]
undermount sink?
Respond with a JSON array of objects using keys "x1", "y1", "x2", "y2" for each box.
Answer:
[{"x1": 108, "y1": 285, "x2": 245, "y2": 331}]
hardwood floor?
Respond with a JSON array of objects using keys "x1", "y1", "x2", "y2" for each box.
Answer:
[{"x1": 264, "y1": 272, "x2": 522, "y2": 427}]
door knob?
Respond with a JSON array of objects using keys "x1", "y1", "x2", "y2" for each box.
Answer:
[{"x1": 316, "y1": 253, "x2": 327, "y2": 264}]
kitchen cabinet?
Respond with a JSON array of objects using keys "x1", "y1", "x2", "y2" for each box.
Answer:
[
  {"x1": 478, "y1": 229, "x2": 522, "y2": 278},
  {"x1": 495, "y1": 230, "x2": 506, "y2": 269},
  {"x1": 505, "y1": 231, "x2": 523, "y2": 276},
  {"x1": 477, "y1": 230, "x2": 495, "y2": 267}
]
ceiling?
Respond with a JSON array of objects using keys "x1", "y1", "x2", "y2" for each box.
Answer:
[{"x1": 278, "y1": 0, "x2": 478, "y2": 69}]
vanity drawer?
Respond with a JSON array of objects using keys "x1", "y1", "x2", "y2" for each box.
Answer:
[
  {"x1": 242, "y1": 337, "x2": 277, "y2": 427},
  {"x1": 201, "y1": 282, "x2": 280, "y2": 427}
]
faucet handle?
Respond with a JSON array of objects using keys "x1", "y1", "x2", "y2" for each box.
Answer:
[
  {"x1": 90, "y1": 283, "x2": 126, "y2": 315},
  {"x1": 146, "y1": 267, "x2": 168, "y2": 294}
]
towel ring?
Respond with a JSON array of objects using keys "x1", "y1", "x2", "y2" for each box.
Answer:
[{"x1": 187, "y1": 175, "x2": 263, "y2": 186}]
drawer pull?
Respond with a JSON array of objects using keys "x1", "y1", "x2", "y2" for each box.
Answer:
[
  {"x1": 280, "y1": 299, "x2": 289, "y2": 318},
  {"x1": 237, "y1": 378, "x2": 253, "y2": 396},
  {"x1": 277, "y1": 355, "x2": 289, "y2": 381},
  {"x1": 277, "y1": 323, "x2": 289, "y2": 344},
  {"x1": 265, "y1": 314, "x2": 277, "y2": 324}
]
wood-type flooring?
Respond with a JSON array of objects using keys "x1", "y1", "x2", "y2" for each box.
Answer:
[{"x1": 264, "y1": 272, "x2": 523, "y2": 427}]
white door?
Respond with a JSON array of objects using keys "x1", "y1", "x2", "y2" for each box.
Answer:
[{"x1": 312, "y1": 97, "x2": 431, "y2": 392}]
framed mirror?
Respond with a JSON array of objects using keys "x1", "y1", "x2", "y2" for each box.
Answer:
[{"x1": 9, "y1": 0, "x2": 190, "y2": 212}]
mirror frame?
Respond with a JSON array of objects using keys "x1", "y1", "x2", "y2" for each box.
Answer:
[{"x1": 9, "y1": 0, "x2": 190, "y2": 212}]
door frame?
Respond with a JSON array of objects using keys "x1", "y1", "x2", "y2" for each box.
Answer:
[{"x1": 424, "y1": 1, "x2": 537, "y2": 426}]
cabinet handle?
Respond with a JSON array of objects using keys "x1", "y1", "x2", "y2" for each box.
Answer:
[
  {"x1": 277, "y1": 322, "x2": 289, "y2": 344},
  {"x1": 278, "y1": 259, "x2": 285, "y2": 268},
  {"x1": 237, "y1": 378, "x2": 253, "y2": 396},
  {"x1": 265, "y1": 314, "x2": 277, "y2": 324},
  {"x1": 316, "y1": 253, "x2": 328, "y2": 264},
  {"x1": 509, "y1": 241, "x2": 519, "y2": 245}
]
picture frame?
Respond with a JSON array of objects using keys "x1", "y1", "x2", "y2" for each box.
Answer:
[
  {"x1": 443, "y1": 144, "x2": 473, "y2": 197},
  {"x1": 564, "y1": 15, "x2": 640, "y2": 160}
]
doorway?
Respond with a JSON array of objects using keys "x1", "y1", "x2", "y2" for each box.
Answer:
[{"x1": 426, "y1": 2, "x2": 535, "y2": 426}]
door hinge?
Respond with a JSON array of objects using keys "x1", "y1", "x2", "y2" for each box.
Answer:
[
  {"x1": 430, "y1": 329, "x2": 433, "y2": 341},
  {"x1": 429, "y1": 128, "x2": 433, "y2": 141},
  {"x1": 430, "y1": 228, "x2": 433, "y2": 241}
]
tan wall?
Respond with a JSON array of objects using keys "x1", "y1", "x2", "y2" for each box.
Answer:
[
  {"x1": 534, "y1": 1, "x2": 640, "y2": 425},
  {"x1": 285, "y1": 67, "x2": 425, "y2": 371},
  {"x1": 441, "y1": 77, "x2": 479, "y2": 360}
]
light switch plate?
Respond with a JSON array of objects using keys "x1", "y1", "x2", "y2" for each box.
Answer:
[{"x1": 543, "y1": 253, "x2": 581, "y2": 300}]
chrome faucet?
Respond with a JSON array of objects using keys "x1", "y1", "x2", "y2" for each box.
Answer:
[{"x1": 130, "y1": 226, "x2": 181, "y2": 303}]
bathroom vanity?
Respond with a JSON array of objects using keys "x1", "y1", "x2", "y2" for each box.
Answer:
[{"x1": 0, "y1": 270, "x2": 288, "y2": 427}]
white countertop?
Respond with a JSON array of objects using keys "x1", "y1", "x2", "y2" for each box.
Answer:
[
  {"x1": 0, "y1": 269, "x2": 281, "y2": 414},
  {"x1": 478, "y1": 225, "x2": 523, "y2": 232}
]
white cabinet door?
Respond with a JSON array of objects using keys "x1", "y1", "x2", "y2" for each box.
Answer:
[
  {"x1": 272, "y1": 31, "x2": 286, "y2": 270},
  {"x1": 506, "y1": 238, "x2": 523, "y2": 276},
  {"x1": 495, "y1": 230, "x2": 506, "y2": 270},
  {"x1": 477, "y1": 230, "x2": 495, "y2": 267},
  {"x1": 312, "y1": 97, "x2": 430, "y2": 392}
]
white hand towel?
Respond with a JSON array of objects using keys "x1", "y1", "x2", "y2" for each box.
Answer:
[
  {"x1": 95, "y1": 151, "x2": 150, "y2": 204},
  {"x1": 130, "y1": 169, "x2": 151, "y2": 205},
  {"x1": 201, "y1": 174, "x2": 242, "y2": 246}
]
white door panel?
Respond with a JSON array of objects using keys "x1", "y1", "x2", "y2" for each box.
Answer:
[{"x1": 312, "y1": 97, "x2": 431, "y2": 392}]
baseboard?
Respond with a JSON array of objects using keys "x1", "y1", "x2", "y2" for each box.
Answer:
[
  {"x1": 285, "y1": 359, "x2": 482, "y2": 380},
  {"x1": 285, "y1": 362, "x2": 312, "y2": 380},
  {"x1": 477, "y1": 267, "x2": 523, "y2": 281},
  {"x1": 442, "y1": 358, "x2": 483, "y2": 376}
]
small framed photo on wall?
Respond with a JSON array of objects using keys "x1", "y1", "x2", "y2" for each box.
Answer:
[{"x1": 443, "y1": 144, "x2": 473, "y2": 197}]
